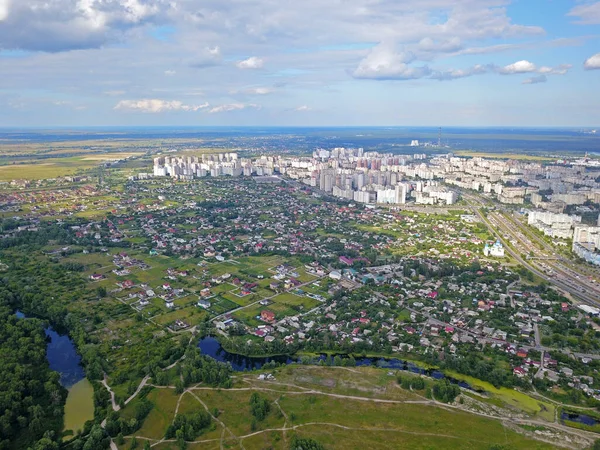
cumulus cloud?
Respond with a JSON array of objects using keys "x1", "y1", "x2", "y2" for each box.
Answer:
[
  {"x1": 0, "y1": 0, "x2": 173, "y2": 51},
  {"x1": 236, "y1": 56, "x2": 264, "y2": 69},
  {"x1": 495, "y1": 60, "x2": 571, "y2": 76},
  {"x1": 497, "y1": 60, "x2": 537, "y2": 74},
  {"x1": 208, "y1": 103, "x2": 259, "y2": 113},
  {"x1": 295, "y1": 105, "x2": 311, "y2": 111},
  {"x1": 352, "y1": 49, "x2": 571, "y2": 83},
  {"x1": 522, "y1": 75, "x2": 547, "y2": 85},
  {"x1": 114, "y1": 99, "x2": 209, "y2": 113},
  {"x1": 352, "y1": 43, "x2": 431, "y2": 80},
  {"x1": 584, "y1": 53, "x2": 600, "y2": 70},
  {"x1": 568, "y1": 2, "x2": 600, "y2": 25},
  {"x1": 355, "y1": 56, "x2": 571, "y2": 83}
]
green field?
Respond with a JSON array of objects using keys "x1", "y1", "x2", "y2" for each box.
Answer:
[
  {"x1": 444, "y1": 371, "x2": 555, "y2": 421},
  {"x1": 115, "y1": 366, "x2": 560, "y2": 450},
  {"x1": 0, "y1": 153, "x2": 145, "y2": 181}
]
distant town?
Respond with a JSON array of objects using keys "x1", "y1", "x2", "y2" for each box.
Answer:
[{"x1": 148, "y1": 148, "x2": 600, "y2": 267}]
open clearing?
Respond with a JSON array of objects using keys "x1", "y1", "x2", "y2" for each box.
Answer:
[{"x1": 116, "y1": 366, "x2": 561, "y2": 450}]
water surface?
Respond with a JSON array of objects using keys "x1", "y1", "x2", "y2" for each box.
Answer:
[{"x1": 63, "y1": 378, "x2": 95, "y2": 433}]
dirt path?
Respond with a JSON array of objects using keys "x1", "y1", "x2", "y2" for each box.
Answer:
[
  {"x1": 238, "y1": 422, "x2": 469, "y2": 442},
  {"x1": 124, "y1": 374, "x2": 150, "y2": 406},
  {"x1": 274, "y1": 399, "x2": 289, "y2": 447},
  {"x1": 101, "y1": 374, "x2": 120, "y2": 412},
  {"x1": 187, "y1": 389, "x2": 243, "y2": 450}
]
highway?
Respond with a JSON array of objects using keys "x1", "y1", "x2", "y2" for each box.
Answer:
[
  {"x1": 465, "y1": 198, "x2": 600, "y2": 308},
  {"x1": 489, "y1": 211, "x2": 600, "y2": 303}
]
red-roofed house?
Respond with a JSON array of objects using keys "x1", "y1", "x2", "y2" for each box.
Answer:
[
  {"x1": 513, "y1": 367, "x2": 527, "y2": 377},
  {"x1": 339, "y1": 256, "x2": 354, "y2": 265},
  {"x1": 261, "y1": 310, "x2": 275, "y2": 323}
]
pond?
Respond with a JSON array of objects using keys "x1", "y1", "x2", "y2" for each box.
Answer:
[
  {"x1": 63, "y1": 379, "x2": 95, "y2": 434},
  {"x1": 198, "y1": 336, "x2": 472, "y2": 389},
  {"x1": 16, "y1": 311, "x2": 94, "y2": 433},
  {"x1": 561, "y1": 411, "x2": 600, "y2": 427},
  {"x1": 199, "y1": 336, "x2": 294, "y2": 371}
]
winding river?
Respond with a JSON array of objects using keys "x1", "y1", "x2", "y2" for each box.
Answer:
[{"x1": 198, "y1": 336, "x2": 472, "y2": 389}]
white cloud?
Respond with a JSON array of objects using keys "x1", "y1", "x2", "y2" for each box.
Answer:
[
  {"x1": 164, "y1": 70, "x2": 176, "y2": 76},
  {"x1": 453, "y1": 43, "x2": 521, "y2": 56},
  {"x1": 493, "y1": 61, "x2": 570, "y2": 76},
  {"x1": 247, "y1": 87, "x2": 272, "y2": 95},
  {"x1": 522, "y1": 75, "x2": 547, "y2": 85},
  {"x1": 352, "y1": 43, "x2": 430, "y2": 80},
  {"x1": 0, "y1": 0, "x2": 9, "y2": 21},
  {"x1": 568, "y1": 2, "x2": 600, "y2": 25},
  {"x1": 538, "y1": 64, "x2": 571, "y2": 75},
  {"x1": 114, "y1": 99, "x2": 209, "y2": 113},
  {"x1": 189, "y1": 46, "x2": 222, "y2": 68},
  {"x1": 295, "y1": 105, "x2": 311, "y2": 111},
  {"x1": 418, "y1": 37, "x2": 462, "y2": 53},
  {"x1": 584, "y1": 53, "x2": 600, "y2": 70},
  {"x1": 493, "y1": 60, "x2": 570, "y2": 77},
  {"x1": 356, "y1": 57, "x2": 571, "y2": 83},
  {"x1": 0, "y1": 0, "x2": 173, "y2": 51},
  {"x1": 229, "y1": 87, "x2": 273, "y2": 96},
  {"x1": 208, "y1": 103, "x2": 259, "y2": 113},
  {"x1": 497, "y1": 60, "x2": 537, "y2": 74},
  {"x1": 431, "y1": 64, "x2": 489, "y2": 80},
  {"x1": 236, "y1": 56, "x2": 264, "y2": 69}
]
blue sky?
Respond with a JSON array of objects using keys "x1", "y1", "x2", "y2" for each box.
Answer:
[{"x1": 0, "y1": 0, "x2": 598, "y2": 127}]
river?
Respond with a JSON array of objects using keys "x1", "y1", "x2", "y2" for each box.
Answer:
[
  {"x1": 16, "y1": 311, "x2": 94, "y2": 434},
  {"x1": 198, "y1": 336, "x2": 472, "y2": 389}
]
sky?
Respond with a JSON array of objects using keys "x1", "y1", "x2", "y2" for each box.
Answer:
[{"x1": 0, "y1": 0, "x2": 599, "y2": 127}]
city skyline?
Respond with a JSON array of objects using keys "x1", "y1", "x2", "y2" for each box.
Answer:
[{"x1": 0, "y1": 0, "x2": 599, "y2": 127}]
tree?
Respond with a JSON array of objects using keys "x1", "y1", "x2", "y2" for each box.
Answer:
[
  {"x1": 249, "y1": 393, "x2": 271, "y2": 421},
  {"x1": 290, "y1": 436, "x2": 325, "y2": 450}
]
